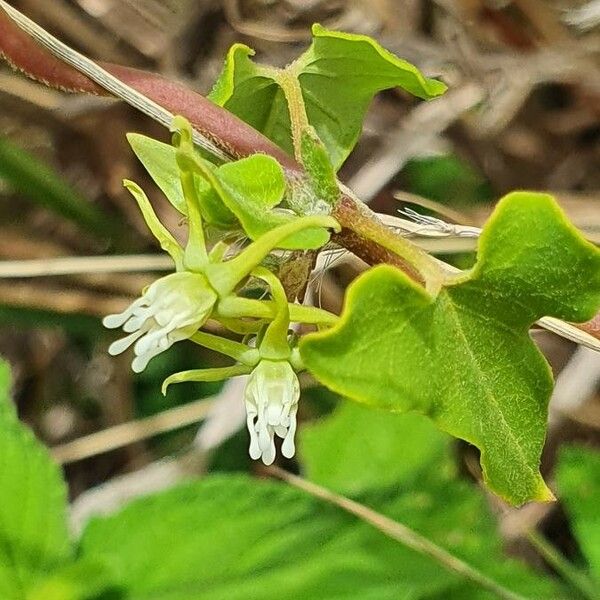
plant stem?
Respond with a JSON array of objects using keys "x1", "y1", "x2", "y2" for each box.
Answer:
[
  {"x1": 204, "y1": 215, "x2": 339, "y2": 297},
  {"x1": 275, "y1": 68, "x2": 311, "y2": 161},
  {"x1": 269, "y1": 466, "x2": 531, "y2": 600},
  {"x1": 217, "y1": 296, "x2": 338, "y2": 326},
  {"x1": 527, "y1": 530, "x2": 599, "y2": 600},
  {"x1": 333, "y1": 194, "x2": 446, "y2": 294},
  {"x1": 190, "y1": 330, "x2": 259, "y2": 366}
]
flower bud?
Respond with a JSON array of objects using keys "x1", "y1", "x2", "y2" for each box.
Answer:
[
  {"x1": 103, "y1": 272, "x2": 217, "y2": 372},
  {"x1": 244, "y1": 359, "x2": 300, "y2": 465}
]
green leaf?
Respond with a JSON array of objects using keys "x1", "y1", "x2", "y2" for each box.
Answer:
[
  {"x1": 301, "y1": 192, "x2": 600, "y2": 505},
  {"x1": 298, "y1": 397, "x2": 561, "y2": 598},
  {"x1": 27, "y1": 559, "x2": 118, "y2": 600},
  {"x1": 79, "y1": 474, "x2": 476, "y2": 599},
  {"x1": 212, "y1": 155, "x2": 330, "y2": 249},
  {"x1": 79, "y1": 472, "x2": 560, "y2": 599},
  {"x1": 127, "y1": 133, "x2": 235, "y2": 226},
  {"x1": 0, "y1": 361, "x2": 72, "y2": 598},
  {"x1": 209, "y1": 24, "x2": 446, "y2": 170},
  {"x1": 128, "y1": 134, "x2": 328, "y2": 248},
  {"x1": 557, "y1": 446, "x2": 600, "y2": 583},
  {"x1": 300, "y1": 401, "x2": 450, "y2": 495}
]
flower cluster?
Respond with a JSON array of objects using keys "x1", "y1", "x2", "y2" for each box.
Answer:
[{"x1": 103, "y1": 117, "x2": 339, "y2": 466}]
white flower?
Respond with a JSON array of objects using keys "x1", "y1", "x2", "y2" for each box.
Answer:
[
  {"x1": 103, "y1": 272, "x2": 217, "y2": 373},
  {"x1": 244, "y1": 360, "x2": 300, "y2": 465}
]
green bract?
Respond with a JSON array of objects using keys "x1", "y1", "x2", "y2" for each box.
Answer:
[
  {"x1": 209, "y1": 24, "x2": 446, "y2": 170},
  {"x1": 127, "y1": 133, "x2": 329, "y2": 249},
  {"x1": 301, "y1": 192, "x2": 600, "y2": 505}
]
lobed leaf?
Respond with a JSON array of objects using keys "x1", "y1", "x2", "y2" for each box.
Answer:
[
  {"x1": 209, "y1": 24, "x2": 446, "y2": 170},
  {"x1": 301, "y1": 192, "x2": 600, "y2": 505}
]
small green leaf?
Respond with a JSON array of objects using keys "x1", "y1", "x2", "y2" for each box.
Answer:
[
  {"x1": 205, "y1": 154, "x2": 330, "y2": 249},
  {"x1": 128, "y1": 134, "x2": 327, "y2": 248},
  {"x1": 210, "y1": 25, "x2": 446, "y2": 170},
  {"x1": 0, "y1": 362, "x2": 72, "y2": 598},
  {"x1": 127, "y1": 133, "x2": 235, "y2": 226},
  {"x1": 557, "y1": 446, "x2": 600, "y2": 583},
  {"x1": 300, "y1": 402, "x2": 449, "y2": 495},
  {"x1": 301, "y1": 192, "x2": 600, "y2": 505}
]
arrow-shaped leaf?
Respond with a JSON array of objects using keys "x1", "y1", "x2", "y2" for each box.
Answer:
[
  {"x1": 301, "y1": 192, "x2": 600, "y2": 505},
  {"x1": 210, "y1": 24, "x2": 446, "y2": 170}
]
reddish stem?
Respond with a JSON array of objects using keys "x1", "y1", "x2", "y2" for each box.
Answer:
[{"x1": 0, "y1": 9, "x2": 297, "y2": 169}]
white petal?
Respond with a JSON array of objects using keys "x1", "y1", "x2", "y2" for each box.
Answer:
[
  {"x1": 102, "y1": 297, "x2": 146, "y2": 329},
  {"x1": 281, "y1": 404, "x2": 298, "y2": 459},
  {"x1": 247, "y1": 416, "x2": 261, "y2": 460},
  {"x1": 131, "y1": 344, "x2": 166, "y2": 373},
  {"x1": 108, "y1": 329, "x2": 146, "y2": 356},
  {"x1": 261, "y1": 438, "x2": 276, "y2": 465},
  {"x1": 133, "y1": 328, "x2": 168, "y2": 356}
]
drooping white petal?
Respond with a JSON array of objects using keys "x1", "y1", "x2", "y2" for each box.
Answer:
[
  {"x1": 108, "y1": 328, "x2": 147, "y2": 356},
  {"x1": 132, "y1": 343, "x2": 170, "y2": 373},
  {"x1": 281, "y1": 403, "x2": 298, "y2": 459},
  {"x1": 243, "y1": 359, "x2": 300, "y2": 465}
]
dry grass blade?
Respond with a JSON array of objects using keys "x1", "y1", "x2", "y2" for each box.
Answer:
[
  {"x1": 0, "y1": 255, "x2": 173, "y2": 278},
  {"x1": 268, "y1": 466, "x2": 531, "y2": 600},
  {"x1": 52, "y1": 397, "x2": 213, "y2": 464}
]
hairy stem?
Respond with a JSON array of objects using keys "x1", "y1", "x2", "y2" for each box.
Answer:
[{"x1": 333, "y1": 194, "x2": 446, "y2": 293}]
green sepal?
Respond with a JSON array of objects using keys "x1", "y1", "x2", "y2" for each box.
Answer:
[
  {"x1": 205, "y1": 215, "x2": 339, "y2": 297},
  {"x1": 191, "y1": 330, "x2": 260, "y2": 366},
  {"x1": 301, "y1": 192, "x2": 600, "y2": 505},
  {"x1": 123, "y1": 180, "x2": 184, "y2": 270},
  {"x1": 162, "y1": 364, "x2": 251, "y2": 395},
  {"x1": 126, "y1": 133, "x2": 235, "y2": 226},
  {"x1": 252, "y1": 267, "x2": 292, "y2": 360},
  {"x1": 217, "y1": 296, "x2": 338, "y2": 327}
]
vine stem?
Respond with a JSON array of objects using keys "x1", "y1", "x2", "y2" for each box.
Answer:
[
  {"x1": 332, "y1": 194, "x2": 447, "y2": 294},
  {"x1": 268, "y1": 466, "x2": 531, "y2": 600}
]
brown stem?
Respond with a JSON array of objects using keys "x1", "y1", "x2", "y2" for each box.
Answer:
[{"x1": 332, "y1": 196, "x2": 422, "y2": 283}]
